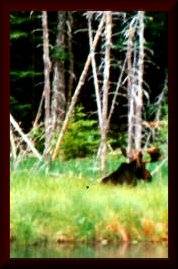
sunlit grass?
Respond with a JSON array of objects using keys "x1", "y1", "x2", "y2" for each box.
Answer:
[{"x1": 10, "y1": 156, "x2": 168, "y2": 245}]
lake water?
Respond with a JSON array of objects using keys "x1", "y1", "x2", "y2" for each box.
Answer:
[{"x1": 11, "y1": 241, "x2": 168, "y2": 258}]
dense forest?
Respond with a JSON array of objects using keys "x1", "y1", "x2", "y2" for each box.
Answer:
[{"x1": 10, "y1": 11, "x2": 168, "y2": 258}]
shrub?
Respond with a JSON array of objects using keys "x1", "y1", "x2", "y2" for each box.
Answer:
[
  {"x1": 60, "y1": 105, "x2": 100, "y2": 160},
  {"x1": 29, "y1": 123, "x2": 45, "y2": 153}
]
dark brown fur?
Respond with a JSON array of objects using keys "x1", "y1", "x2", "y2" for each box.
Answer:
[
  {"x1": 101, "y1": 149, "x2": 153, "y2": 185},
  {"x1": 147, "y1": 147, "x2": 161, "y2": 162},
  {"x1": 101, "y1": 160, "x2": 152, "y2": 185}
]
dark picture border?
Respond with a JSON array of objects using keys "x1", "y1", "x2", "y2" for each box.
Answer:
[{"x1": 0, "y1": 0, "x2": 177, "y2": 268}]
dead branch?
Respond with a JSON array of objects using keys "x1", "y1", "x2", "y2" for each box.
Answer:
[
  {"x1": 33, "y1": 89, "x2": 44, "y2": 128},
  {"x1": 42, "y1": 11, "x2": 52, "y2": 155},
  {"x1": 107, "y1": 56, "x2": 127, "y2": 124},
  {"x1": 100, "y1": 11, "x2": 112, "y2": 172},
  {"x1": 10, "y1": 126, "x2": 17, "y2": 160},
  {"x1": 88, "y1": 13, "x2": 102, "y2": 129},
  {"x1": 10, "y1": 114, "x2": 42, "y2": 160},
  {"x1": 51, "y1": 14, "x2": 105, "y2": 161}
]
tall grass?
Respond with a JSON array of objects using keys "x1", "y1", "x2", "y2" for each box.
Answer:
[{"x1": 10, "y1": 155, "x2": 168, "y2": 246}]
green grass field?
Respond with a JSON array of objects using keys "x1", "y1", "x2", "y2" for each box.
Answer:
[{"x1": 10, "y1": 155, "x2": 168, "y2": 246}]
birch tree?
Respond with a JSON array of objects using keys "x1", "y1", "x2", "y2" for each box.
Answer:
[
  {"x1": 124, "y1": 11, "x2": 146, "y2": 158},
  {"x1": 51, "y1": 12, "x2": 67, "y2": 132},
  {"x1": 134, "y1": 11, "x2": 145, "y2": 150},
  {"x1": 87, "y1": 11, "x2": 127, "y2": 172},
  {"x1": 10, "y1": 114, "x2": 42, "y2": 160},
  {"x1": 126, "y1": 22, "x2": 135, "y2": 156},
  {"x1": 51, "y1": 14, "x2": 105, "y2": 161},
  {"x1": 42, "y1": 11, "x2": 52, "y2": 156},
  {"x1": 91, "y1": 11, "x2": 146, "y2": 168},
  {"x1": 66, "y1": 12, "x2": 75, "y2": 106},
  {"x1": 99, "y1": 11, "x2": 112, "y2": 172},
  {"x1": 87, "y1": 13, "x2": 102, "y2": 129}
]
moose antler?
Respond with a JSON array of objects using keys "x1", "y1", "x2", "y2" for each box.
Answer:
[
  {"x1": 121, "y1": 146, "x2": 162, "y2": 163},
  {"x1": 101, "y1": 146, "x2": 162, "y2": 185},
  {"x1": 101, "y1": 147, "x2": 152, "y2": 185},
  {"x1": 147, "y1": 147, "x2": 162, "y2": 162}
]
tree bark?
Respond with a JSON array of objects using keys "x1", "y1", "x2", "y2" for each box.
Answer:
[
  {"x1": 107, "y1": 57, "x2": 127, "y2": 125},
  {"x1": 100, "y1": 11, "x2": 112, "y2": 172},
  {"x1": 33, "y1": 89, "x2": 44, "y2": 128},
  {"x1": 88, "y1": 13, "x2": 102, "y2": 129},
  {"x1": 10, "y1": 114, "x2": 42, "y2": 160},
  {"x1": 134, "y1": 11, "x2": 145, "y2": 150},
  {"x1": 42, "y1": 11, "x2": 52, "y2": 156},
  {"x1": 10, "y1": 126, "x2": 17, "y2": 160},
  {"x1": 51, "y1": 12, "x2": 67, "y2": 132},
  {"x1": 66, "y1": 12, "x2": 74, "y2": 106},
  {"x1": 127, "y1": 25, "x2": 135, "y2": 156},
  {"x1": 52, "y1": 15, "x2": 105, "y2": 161}
]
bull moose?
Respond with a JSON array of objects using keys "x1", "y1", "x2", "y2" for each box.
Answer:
[{"x1": 101, "y1": 147, "x2": 161, "y2": 185}]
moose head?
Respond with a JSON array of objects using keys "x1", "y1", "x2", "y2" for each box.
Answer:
[{"x1": 101, "y1": 147, "x2": 161, "y2": 185}]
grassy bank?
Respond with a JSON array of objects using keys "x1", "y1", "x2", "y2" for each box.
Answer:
[{"x1": 10, "y1": 156, "x2": 168, "y2": 246}]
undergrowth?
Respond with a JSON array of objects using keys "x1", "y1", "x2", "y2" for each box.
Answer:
[{"x1": 10, "y1": 155, "x2": 168, "y2": 246}]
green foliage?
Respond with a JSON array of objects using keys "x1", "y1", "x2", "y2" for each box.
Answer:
[
  {"x1": 109, "y1": 131, "x2": 127, "y2": 150},
  {"x1": 10, "y1": 156, "x2": 168, "y2": 247},
  {"x1": 10, "y1": 13, "x2": 31, "y2": 40},
  {"x1": 114, "y1": 31, "x2": 125, "y2": 51},
  {"x1": 60, "y1": 106, "x2": 100, "y2": 160},
  {"x1": 11, "y1": 71, "x2": 42, "y2": 79},
  {"x1": 155, "y1": 120, "x2": 168, "y2": 147},
  {"x1": 145, "y1": 101, "x2": 168, "y2": 147},
  {"x1": 29, "y1": 124, "x2": 45, "y2": 153},
  {"x1": 51, "y1": 45, "x2": 69, "y2": 61},
  {"x1": 10, "y1": 96, "x2": 32, "y2": 119},
  {"x1": 145, "y1": 13, "x2": 167, "y2": 40},
  {"x1": 10, "y1": 31, "x2": 28, "y2": 40},
  {"x1": 10, "y1": 13, "x2": 31, "y2": 25},
  {"x1": 146, "y1": 101, "x2": 168, "y2": 120}
]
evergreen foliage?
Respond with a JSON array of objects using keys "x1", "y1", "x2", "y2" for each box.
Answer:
[{"x1": 60, "y1": 106, "x2": 100, "y2": 159}]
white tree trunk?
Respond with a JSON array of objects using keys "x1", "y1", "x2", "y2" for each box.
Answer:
[
  {"x1": 88, "y1": 14, "x2": 102, "y2": 129},
  {"x1": 66, "y1": 12, "x2": 74, "y2": 106},
  {"x1": 100, "y1": 11, "x2": 112, "y2": 172},
  {"x1": 51, "y1": 12, "x2": 66, "y2": 132},
  {"x1": 10, "y1": 127, "x2": 17, "y2": 160},
  {"x1": 52, "y1": 15, "x2": 105, "y2": 161},
  {"x1": 125, "y1": 12, "x2": 145, "y2": 157},
  {"x1": 42, "y1": 11, "x2": 52, "y2": 156},
  {"x1": 134, "y1": 11, "x2": 145, "y2": 150},
  {"x1": 107, "y1": 57, "x2": 127, "y2": 125},
  {"x1": 33, "y1": 90, "x2": 44, "y2": 128},
  {"x1": 127, "y1": 24, "x2": 135, "y2": 156},
  {"x1": 10, "y1": 114, "x2": 42, "y2": 160}
]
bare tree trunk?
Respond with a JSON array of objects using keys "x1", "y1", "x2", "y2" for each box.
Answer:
[
  {"x1": 10, "y1": 114, "x2": 42, "y2": 160},
  {"x1": 125, "y1": 12, "x2": 145, "y2": 156},
  {"x1": 33, "y1": 90, "x2": 44, "y2": 128},
  {"x1": 144, "y1": 73, "x2": 167, "y2": 149},
  {"x1": 127, "y1": 25, "x2": 135, "y2": 156},
  {"x1": 100, "y1": 11, "x2": 112, "y2": 172},
  {"x1": 88, "y1": 13, "x2": 102, "y2": 129},
  {"x1": 10, "y1": 126, "x2": 17, "y2": 160},
  {"x1": 51, "y1": 12, "x2": 67, "y2": 132},
  {"x1": 155, "y1": 73, "x2": 168, "y2": 121},
  {"x1": 134, "y1": 11, "x2": 145, "y2": 150},
  {"x1": 66, "y1": 12, "x2": 74, "y2": 106},
  {"x1": 51, "y1": 15, "x2": 105, "y2": 161},
  {"x1": 107, "y1": 57, "x2": 127, "y2": 125},
  {"x1": 42, "y1": 11, "x2": 52, "y2": 156}
]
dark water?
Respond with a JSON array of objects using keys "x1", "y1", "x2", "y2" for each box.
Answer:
[{"x1": 11, "y1": 242, "x2": 168, "y2": 258}]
